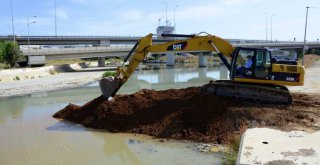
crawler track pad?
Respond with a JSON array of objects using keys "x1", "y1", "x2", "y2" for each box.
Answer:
[{"x1": 202, "y1": 80, "x2": 293, "y2": 104}]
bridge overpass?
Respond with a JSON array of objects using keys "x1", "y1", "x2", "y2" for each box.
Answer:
[
  {"x1": 236, "y1": 42, "x2": 320, "y2": 49},
  {"x1": 23, "y1": 46, "x2": 132, "y2": 60},
  {"x1": 22, "y1": 41, "x2": 320, "y2": 58},
  {"x1": 7, "y1": 35, "x2": 316, "y2": 66},
  {"x1": 1, "y1": 35, "x2": 172, "y2": 45},
  {"x1": 1, "y1": 35, "x2": 272, "y2": 46},
  {"x1": 21, "y1": 41, "x2": 320, "y2": 67}
]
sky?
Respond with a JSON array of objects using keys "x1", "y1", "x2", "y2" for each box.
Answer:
[{"x1": 0, "y1": 0, "x2": 319, "y2": 41}]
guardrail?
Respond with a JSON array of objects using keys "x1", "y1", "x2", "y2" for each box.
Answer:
[
  {"x1": 233, "y1": 42, "x2": 320, "y2": 48},
  {"x1": 21, "y1": 45, "x2": 134, "y2": 55},
  {"x1": 21, "y1": 41, "x2": 320, "y2": 56}
]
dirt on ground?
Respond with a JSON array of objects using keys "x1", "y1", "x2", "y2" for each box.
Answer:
[
  {"x1": 53, "y1": 54, "x2": 320, "y2": 144},
  {"x1": 303, "y1": 54, "x2": 320, "y2": 68},
  {"x1": 53, "y1": 87, "x2": 320, "y2": 144}
]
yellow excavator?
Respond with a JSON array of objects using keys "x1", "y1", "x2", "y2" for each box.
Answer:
[{"x1": 99, "y1": 33, "x2": 305, "y2": 104}]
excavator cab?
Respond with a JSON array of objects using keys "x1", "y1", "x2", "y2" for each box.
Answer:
[
  {"x1": 230, "y1": 47, "x2": 304, "y2": 87},
  {"x1": 231, "y1": 47, "x2": 272, "y2": 80}
]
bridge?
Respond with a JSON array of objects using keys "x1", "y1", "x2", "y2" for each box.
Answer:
[
  {"x1": 236, "y1": 42, "x2": 320, "y2": 49},
  {"x1": 1, "y1": 35, "x2": 269, "y2": 46},
  {"x1": 23, "y1": 46, "x2": 132, "y2": 60},
  {"x1": 4, "y1": 35, "x2": 317, "y2": 67},
  {"x1": 0, "y1": 35, "x2": 172, "y2": 45},
  {"x1": 22, "y1": 41, "x2": 320, "y2": 57},
  {"x1": 21, "y1": 41, "x2": 320, "y2": 67}
]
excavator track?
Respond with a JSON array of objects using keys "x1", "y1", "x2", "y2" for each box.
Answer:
[{"x1": 202, "y1": 80, "x2": 293, "y2": 104}]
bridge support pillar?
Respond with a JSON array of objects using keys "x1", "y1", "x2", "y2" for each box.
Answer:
[
  {"x1": 199, "y1": 67, "x2": 207, "y2": 79},
  {"x1": 166, "y1": 53, "x2": 175, "y2": 66},
  {"x1": 98, "y1": 57, "x2": 106, "y2": 67},
  {"x1": 219, "y1": 64, "x2": 229, "y2": 79},
  {"x1": 199, "y1": 53, "x2": 207, "y2": 67}
]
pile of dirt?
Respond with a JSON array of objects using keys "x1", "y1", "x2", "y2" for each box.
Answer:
[
  {"x1": 53, "y1": 87, "x2": 320, "y2": 144},
  {"x1": 304, "y1": 54, "x2": 320, "y2": 68}
]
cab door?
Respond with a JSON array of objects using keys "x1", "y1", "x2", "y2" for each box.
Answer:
[{"x1": 254, "y1": 50, "x2": 271, "y2": 79}]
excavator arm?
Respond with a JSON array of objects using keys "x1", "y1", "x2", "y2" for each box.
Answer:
[{"x1": 99, "y1": 33, "x2": 235, "y2": 98}]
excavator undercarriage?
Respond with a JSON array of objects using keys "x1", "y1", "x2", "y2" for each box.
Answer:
[{"x1": 202, "y1": 80, "x2": 293, "y2": 104}]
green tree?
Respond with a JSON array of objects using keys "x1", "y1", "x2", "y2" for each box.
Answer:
[
  {"x1": 0, "y1": 40, "x2": 5, "y2": 63},
  {"x1": 0, "y1": 41, "x2": 23, "y2": 68}
]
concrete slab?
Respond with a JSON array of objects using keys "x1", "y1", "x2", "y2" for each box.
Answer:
[{"x1": 237, "y1": 128, "x2": 320, "y2": 165}]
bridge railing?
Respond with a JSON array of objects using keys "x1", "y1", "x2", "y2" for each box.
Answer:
[
  {"x1": 233, "y1": 41, "x2": 320, "y2": 47},
  {"x1": 21, "y1": 41, "x2": 320, "y2": 56},
  {"x1": 22, "y1": 45, "x2": 134, "y2": 55}
]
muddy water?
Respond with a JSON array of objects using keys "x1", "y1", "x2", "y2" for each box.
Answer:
[{"x1": 0, "y1": 65, "x2": 228, "y2": 165}]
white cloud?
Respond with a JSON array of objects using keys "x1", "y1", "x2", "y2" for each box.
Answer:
[
  {"x1": 119, "y1": 10, "x2": 144, "y2": 22},
  {"x1": 55, "y1": 8, "x2": 68, "y2": 20},
  {"x1": 222, "y1": 0, "x2": 260, "y2": 5},
  {"x1": 70, "y1": 0, "x2": 89, "y2": 5}
]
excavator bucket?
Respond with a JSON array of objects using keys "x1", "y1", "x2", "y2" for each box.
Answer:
[{"x1": 99, "y1": 77, "x2": 120, "y2": 98}]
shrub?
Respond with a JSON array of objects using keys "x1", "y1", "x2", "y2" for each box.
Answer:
[
  {"x1": 102, "y1": 71, "x2": 116, "y2": 78},
  {"x1": 0, "y1": 41, "x2": 23, "y2": 68}
]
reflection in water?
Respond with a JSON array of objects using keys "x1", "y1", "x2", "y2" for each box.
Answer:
[
  {"x1": 137, "y1": 65, "x2": 228, "y2": 84},
  {"x1": 93, "y1": 132, "x2": 143, "y2": 165},
  {"x1": 88, "y1": 64, "x2": 229, "y2": 94},
  {"x1": 0, "y1": 97, "x2": 26, "y2": 124},
  {"x1": 0, "y1": 65, "x2": 226, "y2": 165}
]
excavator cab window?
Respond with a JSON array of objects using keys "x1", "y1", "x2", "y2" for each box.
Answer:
[
  {"x1": 235, "y1": 49, "x2": 255, "y2": 77},
  {"x1": 233, "y1": 48, "x2": 272, "y2": 79},
  {"x1": 254, "y1": 50, "x2": 271, "y2": 78}
]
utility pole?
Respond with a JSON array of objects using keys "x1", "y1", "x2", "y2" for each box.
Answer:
[
  {"x1": 165, "y1": 2, "x2": 168, "y2": 26},
  {"x1": 263, "y1": 12, "x2": 268, "y2": 42},
  {"x1": 302, "y1": 7, "x2": 310, "y2": 65},
  {"x1": 10, "y1": 0, "x2": 15, "y2": 43}
]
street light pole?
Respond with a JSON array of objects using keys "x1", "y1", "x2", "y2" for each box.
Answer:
[
  {"x1": 174, "y1": 5, "x2": 179, "y2": 33},
  {"x1": 55, "y1": 0, "x2": 57, "y2": 36},
  {"x1": 27, "y1": 16, "x2": 37, "y2": 66},
  {"x1": 10, "y1": 0, "x2": 15, "y2": 43},
  {"x1": 263, "y1": 12, "x2": 268, "y2": 42},
  {"x1": 302, "y1": 7, "x2": 310, "y2": 65},
  {"x1": 270, "y1": 13, "x2": 276, "y2": 42},
  {"x1": 162, "y1": 2, "x2": 169, "y2": 26}
]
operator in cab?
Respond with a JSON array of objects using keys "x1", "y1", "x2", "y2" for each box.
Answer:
[{"x1": 237, "y1": 55, "x2": 254, "y2": 76}]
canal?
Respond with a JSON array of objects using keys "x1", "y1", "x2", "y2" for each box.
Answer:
[{"x1": 0, "y1": 64, "x2": 228, "y2": 165}]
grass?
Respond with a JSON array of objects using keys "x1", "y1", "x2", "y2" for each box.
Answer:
[
  {"x1": 222, "y1": 136, "x2": 241, "y2": 165},
  {"x1": 15, "y1": 76, "x2": 20, "y2": 81},
  {"x1": 0, "y1": 63, "x2": 9, "y2": 69},
  {"x1": 49, "y1": 69, "x2": 58, "y2": 75},
  {"x1": 46, "y1": 59, "x2": 88, "y2": 66},
  {"x1": 102, "y1": 71, "x2": 116, "y2": 78}
]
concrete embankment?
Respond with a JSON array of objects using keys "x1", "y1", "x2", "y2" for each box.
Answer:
[
  {"x1": 0, "y1": 63, "x2": 107, "y2": 98},
  {"x1": 0, "y1": 63, "x2": 89, "y2": 83},
  {"x1": 237, "y1": 128, "x2": 320, "y2": 164}
]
